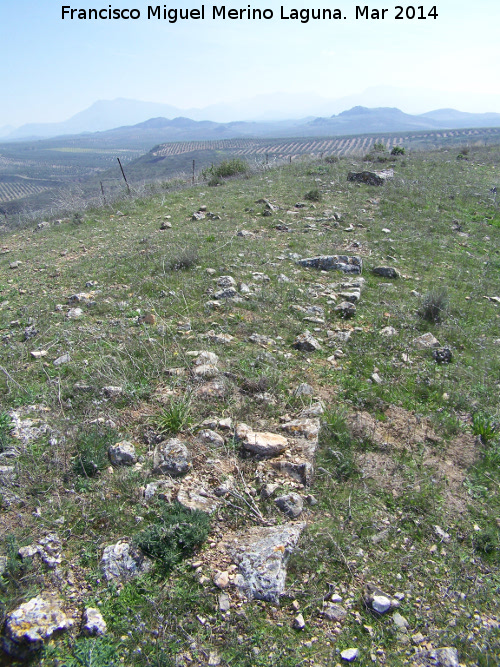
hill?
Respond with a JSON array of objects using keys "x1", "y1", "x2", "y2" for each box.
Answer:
[{"x1": 0, "y1": 144, "x2": 499, "y2": 666}]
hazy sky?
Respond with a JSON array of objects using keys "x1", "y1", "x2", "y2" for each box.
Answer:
[{"x1": 1, "y1": 0, "x2": 499, "y2": 126}]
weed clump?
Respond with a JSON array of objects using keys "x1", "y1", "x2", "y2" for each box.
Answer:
[
  {"x1": 418, "y1": 287, "x2": 449, "y2": 324},
  {"x1": 304, "y1": 188, "x2": 321, "y2": 202},
  {"x1": 391, "y1": 146, "x2": 405, "y2": 155},
  {"x1": 156, "y1": 396, "x2": 192, "y2": 435},
  {"x1": 134, "y1": 502, "x2": 210, "y2": 571},
  {"x1": 472, "y1": 412, "x2": 498, "y2": 444},
  {"x1": 0, "y1": 412, "x2": 13, "y2": 452}
]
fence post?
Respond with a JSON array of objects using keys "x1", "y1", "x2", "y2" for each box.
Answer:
[{"x1": 117, "y1": 158, "x2": 131, "y2": 195}]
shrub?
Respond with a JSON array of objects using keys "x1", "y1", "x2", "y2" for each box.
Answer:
[
  {"x1": 391, "y1": 146, "x2": 405, "y2": 156},
  {"x1": 418, "y1": 288, "x2": 449, "y2": 324},
  {"x1": 373, "y1": 141, "x2": 386, "y2": 152},
  {"x1": 304, "y1": 188, "x2": 321, "y2": 202},
  {"x1": 73, "y1": 427, "x2": 115, "y2": 477},
  {"x1": 134, "y1": 502, "x2": 210, "y2": 571},
  {"x1": 155, "y1": 395, "x2": 192, "y2": 435},
  {"x1": 324, "y1": 155, "x2": 339, "y2": 164},
  {"x1": 203, "y1": 158, "x2": 249, "y2": 181},
  {"x1": 164, "y1": 248, "x2": 198, "y2": 271}
]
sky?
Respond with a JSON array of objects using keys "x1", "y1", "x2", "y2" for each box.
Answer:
[{"x1": 1, "y1": 0, "x2": 500, "y2": 127}]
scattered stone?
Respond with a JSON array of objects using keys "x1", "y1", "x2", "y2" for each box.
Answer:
[
  {"x1": 434, "y1": 525, "x2": 451, "y2": 542},
  {"x1": 214, "y1": 287, "x2": 238, "y2": 300},
  {"x1": 18, "y1": 544, "x2": 40, "y2": 560},
  {"x1": 280, "y1": 418, "x2": 320, "y2": 440},
  {"x1": 277, "y1": 273, "x2": 291, "y2": 283},
  {"x1": 348, "y1": 169, "x2": 394, "y2": 185},
  {"x1": 143, "y1": 480, "x2": 174, "y2": 502},
  {"x1": 203, "y1": 330, "x2": 234, "y2": 345},
  {"x1": 260, "y1": 482, "x2": 280, "y2": 499},
  {"x1": 371, "y1": 595, "x2": 391, "y2": 614},
  {"x1": 372, "y1": 266, "x2": 400, "y2": 279},
  {"x1": 193, "y1": 351, "x2": 219, "y2": 367},
  {"x1": 82, "y1": 608, "x2": 107, "y2": 637},
  {"x1": 230, "y1": 522, "x2": 306, "y2": 602},
  {"x1": 341, "y1": 648, "x2": 360, "y2": 662},
  {"x1": 108, "y1": 441, "x2": 137, "y2": 466},
  {"x1": 298, "y1": 255, "x2": 362, "y2": 274},
  {"x1": 102, "y1": 385, "x2": 123, "y2": 398},
  {"x1": 393, "y1": 612, "x2": 409, "y2": 631},
  {"x1": 217, "y1": 275, "x2": 236, "y2": 288},
  {"x1": 292, "y1": 613, "x2": 305, "y2": 629},
  {"x1": 292, "y1": 330, "x2": 322, "y2": 352},
  {"x1": 37, "y1": 534, "x2": 62, "y2": 569},
  {"x1": 236, "y1": 423, "x2": 288, "y2": 457},
  {"x1": 371, "y1": 373, "x2": 383, "y2": 385},
  {"x1": 293, "y1": 383, "x2": 314, "y2": 397},
  {"x1": 177, "y1": 476, "x2": 220, "y2": 513},
  {"x1": 249, "y1": 333, "x2": 276, "y2": 346},
  {"x1": 380, "y1": 326, "x2": 398, "y2": 336},
  {"x1": 3, "y1": 595, "x2": 74, "y2": 658},
  {"x1": 101, "y1": 541, "x2": 152, "y2": 581},
  {"x1": 67, "y1": 308, "x2": 83, "y2": 319},
  {"x1": 192, "y1": 211, "x2": 206, "y2": 221},
  {"x1": 9, "y1": 261, "x2": 21, "y2": 269},
  {"x1": 412, "y1": 647, "x2": 459, "y2": 667},
  {"x1": 138, "y1": 313, "x2": 156, "y2": 325},
  {"x1": 322, "y1": 602, "x2": 347, "y2": 622},
  {"x1": 198, "y1": 429, "x2": 225, "y2": 447},
  {"x1": 413, "y1": 333, "x2": 440, "y2": 349},
  {"x1": 275, "y1": 493, "x2": 304, "y2": 519},
  {"x1": 412, "y1": 632, "x2": 426, "y2": 645},
  {"x1": 30, "y1": 350, "x2": 47, "y2": 359},
  {"x1": 218, "y1": 594, "x2": 231, "y2": 612},
  {"x1": 214, "y1": 571, "x2": 229, "y2": 589},
  {"x1": 237, "y1": 230, "x2": 255, "y2": 238},
  {"x1": 433, "y1": 348, "x2": 452, "y2": 363},
  {"x1": 193, "y1": 364, "x2": 219, "y2": 379},
  {"x1": 218, "y1": 417, "x2": 233, "y2": 430},
  {"x1": 53, "y1": 353, "x2": 70, "y2": 366},
  {"x1": 300, "y1": 402, "x2": 324, "y2": 417},
  {"x1": 334, "y1": 301, "x2": 356, "y2": 318},
  {"x1": 153, "y1": 438, "x2": 192, "y2": 476}
]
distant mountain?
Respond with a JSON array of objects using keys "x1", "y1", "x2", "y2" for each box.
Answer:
[
  {"x1": 7, "y1": 99, "x2": 187, "y2": 140},
  {"x1": 6, "y1": 94, "x2": 500, "y2": 141},
  {"x1": 4, "y1": 105, "x2": 500, "y2": 149},
  {"x1": 419, "y1": 108, "x2": 500, "y2": 128}
]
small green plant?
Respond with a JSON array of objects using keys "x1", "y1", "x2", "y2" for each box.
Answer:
[
  {"x1": 0, "y1": 411, "x2": 12, "y2": 452},
  {"x1": 134, "y1": 501, "x2": 210, "y2": 571},
  {"x1": 320, "y1": 409, "x2": 358, "y2": 481},
  {"x1": 472, "y1": 412, "x2": 498, "y2": 443},
  {"x1": 418, "y1": 287, "x2": 449, "y2": 324},
  {"x1": 391, "y1": 146, "x2": 405, "y2": 155},
  {"x1": 45, "y1": 637, "x2": 120, "y2": 667},
  {"x1": 373, "y1": 141, "x2": 386, "y2": 152},
  {"x1": 324, "y1": 155, "x2": 339, "y2": 164},
  {"x1": 304, "y1": 188, "x2": 321, "y2": 202},
  {"x1": 73, "y1": 427, "x2": 115, "y2": 478},
  {"x1": 155, "y1": 395, "x2": 192, "y2": 435}
]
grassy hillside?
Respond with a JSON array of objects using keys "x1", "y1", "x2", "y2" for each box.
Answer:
[{"x1": 0, "y1": 144, "x2": 499, "y2": 666}]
